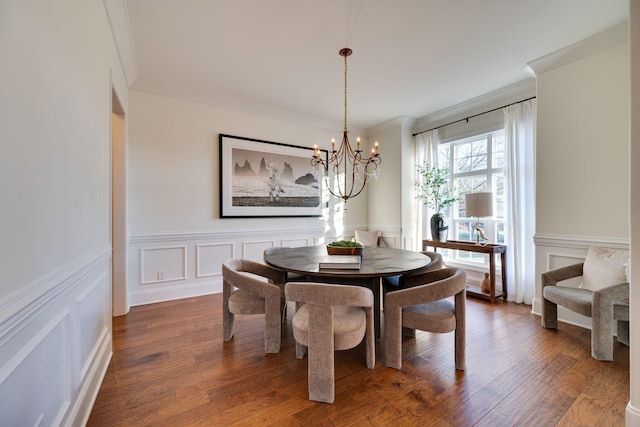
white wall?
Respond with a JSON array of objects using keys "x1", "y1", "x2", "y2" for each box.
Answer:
[
  {"x1": 0, "y1": 0, "x2": 127, "y2": 425},
  {"x1": 531, "y1": 31, "x2": 630, "y2": 323},
  {"x1": 126, "y1": 90, "x2": 372, "y2": 305},
  {"x1": 535, "y1": 44, "x2": 629, "y2": 239}
]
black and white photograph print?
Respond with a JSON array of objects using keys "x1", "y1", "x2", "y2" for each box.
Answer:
[{"x1": 219, "y1": 134, "x2": 327, "y2": 217}]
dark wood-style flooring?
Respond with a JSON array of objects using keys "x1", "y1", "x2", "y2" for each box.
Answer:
[{"x1": 88, "y1": 293, "x2": 629, "y2": 426}]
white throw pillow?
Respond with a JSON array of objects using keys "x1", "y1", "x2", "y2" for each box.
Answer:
[
  {"x1": 581, "y1": 246, "x2": 629, "y2": 292},
  {"x1": 354, "y1": 230, "x2": 380, "y2": 247}
]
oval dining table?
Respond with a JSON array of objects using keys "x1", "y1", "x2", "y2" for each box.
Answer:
[{"x1": 264, "y1": 245, "x2": 432, "y2": 338}]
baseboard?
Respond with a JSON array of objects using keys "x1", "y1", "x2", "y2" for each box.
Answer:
[
  {"x1": 129, "y1": 278, "x2": 221, "y2": 307},
  {"x1": 627, "y1": 401, "x2": 640, "y2": 426}
]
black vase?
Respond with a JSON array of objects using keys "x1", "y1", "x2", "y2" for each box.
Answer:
[{"x1": 430, "y1": 213, "x2": 449, "y2": 241}]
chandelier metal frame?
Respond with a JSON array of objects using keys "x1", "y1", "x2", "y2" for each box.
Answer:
[{"x1": 311, "y1": 48, "x2": 381, "y2": 203}]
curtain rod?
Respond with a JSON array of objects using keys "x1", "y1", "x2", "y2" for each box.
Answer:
[{"x1": 412, "y1": 96, "x2": 536, "y2": 137}]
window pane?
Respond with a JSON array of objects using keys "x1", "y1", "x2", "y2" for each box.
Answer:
[
  {"x1": 493, "y1": 173, "x2": 504, "y2": 219},
  {"x1": 471, "y1": 139, "x2": 487, "y2": 170},
  {"x1": 493, "y1": 133, "x2": 505, "y2": 168},
  {"x1": 438, "y1": 145, "x2": 450, "y2": 169},
  {"x1": 456, "y1": 220, "x2": 473, "y2": 241},
  {"x1": 453, "y1": 138, "x2": 487, "y2": 173},
  {"x1": 496, "y1": 222, "x2": 505, "y2": 244},
  {"x1": 454, "y1": 142, "x2": 472, "y2": 172}
]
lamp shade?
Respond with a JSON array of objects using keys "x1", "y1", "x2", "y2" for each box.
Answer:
[{"x1": 465, "y1": 192, "x2": 493, "y2": 217}]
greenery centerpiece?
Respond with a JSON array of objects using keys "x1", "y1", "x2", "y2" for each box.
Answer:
[
  {"x1": 327, "y1": 240, "x2": 364, "y2": 255},
  {"x1": 415, "y1": 163, "x2": 458, "y2": 241}
]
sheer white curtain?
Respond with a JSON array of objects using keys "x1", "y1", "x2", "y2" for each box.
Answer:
[
  {"x1": 503, "y1": 99, "x2": 536, "y2": 304},
  {"x1": 415, "y1": 129, "x2": 439, "y2": 250}
]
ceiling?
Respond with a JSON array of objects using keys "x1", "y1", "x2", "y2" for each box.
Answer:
[{"x1": 113, "y1": 0, "x2": 628, "y2": 131}]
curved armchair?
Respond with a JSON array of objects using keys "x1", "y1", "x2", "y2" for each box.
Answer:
[
  {"x1": 285, "y1": 282, "x2": 374, "y2": 403},
  {"x1": 222, "y1": 258, "x2": 286, "y2": 353},
  {"x1": 384, "y1": 267, "x2": 466, "y2": 370},
  {"x1": 541, "y1": 262, "x2": 629, "y2": 361},
  {"x1": 382, "y1": 251, "x2": 443, "y2": 289}
]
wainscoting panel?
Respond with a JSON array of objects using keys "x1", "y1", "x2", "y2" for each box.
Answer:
[
  {"x1": 533, "y1": 233, "x2": 629, "y2": 330},
  {"x1": 140, "y1": 246, "x2": 187, "y2": 285},
  {"x1": 196, "y1": 243, "x2": 234, "y2": 278},
  {"x1": 242, "y1": 240, "x2": 276, "y2": 262},
  {"x1": 75, "y1": 271, "x2": 110, "y2": 381},
  {"x1": 0, "y1": 310, "x2": 70, "y2": 427},
  {"x1": 281, "y1": 238, "x2": 309, "y2": 248},
  {"x1": 0, "y1": 247, "x2": 112, "y2": 426},
  {"x1": 128, "y1": 226, "x2": 341, "y2": 306}
]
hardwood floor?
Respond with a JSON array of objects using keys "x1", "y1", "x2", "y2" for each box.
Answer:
[{"x1": 87, "y1": 293, "x2": 629, "y2": 426}]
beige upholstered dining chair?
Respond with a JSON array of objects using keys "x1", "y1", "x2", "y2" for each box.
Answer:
[
  {"x1": 382, "y1": 251, "x2": 443, "y2": 288},
  {"x1": 384, "y1": 267, "x2": 467, "y2": 370},
  {"x1": 285, "y1": 282, "x2": 375, "y2": 403},
  {"x1": 222, "y1": 258, "x2": 286, "y2": 353},
  {"x1": 541, "y1": 246, "x2": 629, "y2": 361}
]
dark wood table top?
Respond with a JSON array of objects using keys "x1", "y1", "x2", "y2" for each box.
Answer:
[{"x1": 264, "y1": 245, "x2": 432, "y2": 278}]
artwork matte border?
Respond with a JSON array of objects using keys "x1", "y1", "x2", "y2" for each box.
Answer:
[{"x1": 219, "y1": 134, "x2": 327, "y2": 218}]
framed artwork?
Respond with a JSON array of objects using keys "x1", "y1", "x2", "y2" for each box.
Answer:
[{"x1": 219, "y1": 134, "x2": 327, "y2": 218}]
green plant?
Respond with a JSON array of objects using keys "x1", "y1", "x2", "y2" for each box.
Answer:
[
  {"x1": 328, "y1": 240, "x2": 363, "y2": 247},
  {"x1": 415, "y1": 163, "x2": 458, "y2": 214}
]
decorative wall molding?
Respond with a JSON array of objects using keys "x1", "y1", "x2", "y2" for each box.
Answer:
[
  {"x1": 195, "y1": 243, "x2": 234, "y2": 278},
  {"x1": 103, "y1": 0, "x2": 139, "y2": 86},
  {"x1": 367, "y1": 116, "x2": 416, "y2": 136},
  {"x1": 0, "y1": 252, "x2": 112, "y2": 426},
  {"x1": 129, "y1": 226, "x2": 326, "y2": 244},
  {"x1": 533, "y1": 233, "x2": 629, "y2": 250},
  {"x1": 139, "y1": 246, "x2": 187, "y2": 285},
  {"x1": 526, "y1": 21, "x2": 628, "y2": 75},
  {"x1": 413, "y1": 79, "x2": 536, "y2": 134},
  {"x1": 0, "y1": 245, "x2": 112, "y2": 338},
  {"x1": 75, "y1": 272, "x2": 110, "y2": 381}
]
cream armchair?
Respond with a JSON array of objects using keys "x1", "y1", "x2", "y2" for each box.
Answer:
[
  {"x1": 541, "y1": 261, "x2": 629, "y2": 361},
  {"x1": 222, "y1": 258, "x2": 286, "y2": 353},
  {"x1": 384, "y1": 267, "x2": 467, "y2": 370},
  {"x1": 285, "y1": 282, "x2": 374, "y2": 403}
]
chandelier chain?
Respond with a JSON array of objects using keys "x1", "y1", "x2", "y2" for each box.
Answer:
[{"x1": 344, "y1": 53, "x2": 348, "y2": 132}]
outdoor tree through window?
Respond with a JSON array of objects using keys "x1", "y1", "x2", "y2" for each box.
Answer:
[{"x1": 438, "y1": 130, "x2": 505, "y2": 264}]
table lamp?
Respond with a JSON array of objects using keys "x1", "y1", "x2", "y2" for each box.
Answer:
[{"x1": 465, "y1": 192, "x2": 493, "y2": 245}]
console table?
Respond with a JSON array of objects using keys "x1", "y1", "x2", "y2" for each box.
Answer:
[{"x1": 422, "y1": 239, "x2": 507, "y2": 303}]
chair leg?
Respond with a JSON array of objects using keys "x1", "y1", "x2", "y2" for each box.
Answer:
[
  {"x1": 541, "y1": 296, "x2": 558, "y2": 329},
  {"x1": 307, "y1": 305, "x2": 334, "y2": 403},
  {"x1": 365, "y1": 307, "x2": 375, "y2": 369},
  {"x1": 402, "y1": 327, "x2": 416, "y2": 337},
  {"x1": 264, "y1": 294, "x2": 281, "y2": 354},
  {"x1": 384, "y1": 307, "x2": 402, "y2": 370},
  {"x1": 223, "y1": 283, "x2": 234, "y2": 341},
  {"x1": 591, "y1": 309, "x2": 614, "y2": 361},
  {"x1": 617, "y1": 320, "x2": 629, "y2": 346},
  {"x1": 454, "y1": 291, "x2": 466, "y2": 371},
  {"x1": 295, "y1": 342, "x2": 307, "y2": 359}
]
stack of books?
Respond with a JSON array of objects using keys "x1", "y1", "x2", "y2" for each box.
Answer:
[{"x1": 318, "y1": 255, "x2": 361, "y2": 270}]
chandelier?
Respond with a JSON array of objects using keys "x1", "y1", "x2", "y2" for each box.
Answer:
[{"x1": 312, "y1": 48, "x2": 381, "y2": 203}]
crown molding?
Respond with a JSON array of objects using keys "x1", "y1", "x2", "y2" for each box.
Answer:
[
  {"x1": 103, "y1": 0, "x2": 139, "y2": 86},
  {"x1": 412, "y1": 79, "x2": 536, "y2": 134},
  {"x1": 367, "y1": 116, "x2": 416, "y2": 136},
  {"x1": 527, "y1": 21, "x2": 628, "y2": 75},
  {"x1": 131, "y1": 78, "x2": 353, "y2": 134}
]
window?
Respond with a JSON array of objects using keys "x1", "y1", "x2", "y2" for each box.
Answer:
[{"x1": 438, "y1": 130, "x2": 505, "y2": 265}]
